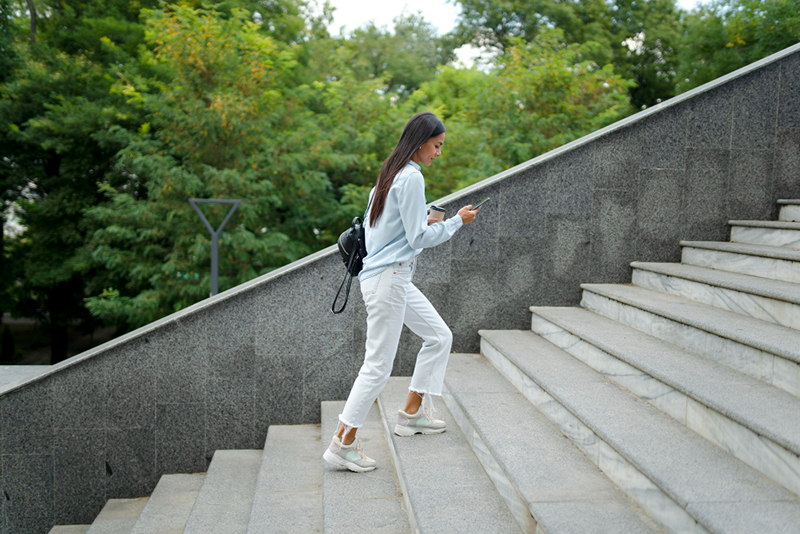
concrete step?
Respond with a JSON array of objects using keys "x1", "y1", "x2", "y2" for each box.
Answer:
[
  {"x1": 529, "y1": 306, "x2": 800, "y2": 497},
  {"x1": 443, "y1": 353, "x2": 664, "y2": 534},
  {"x1": 130, "y1": 474, "x2": 204, "y2": 534},
  {"x1": 778, "y1": 200, "x2": 800, "y2": 222},
  {"x1": 479, "y1": 329, "x2": 800, "y2": 534},
  {"x1": 246, "y1": 425, "x2": 323, "y2": 534},
  {"x1": 183, "y1": 450, "x2": 261, "y2": 534},
  {"x1": 631, "y1": 262, "x2": 800, "y2": 329},
  {"x1": 377, "y1": 377, "x2": 520, "y2": 533},
  {"x1": 729, "y1": 220, "x2": 800, "y2": 248},
  {"x1": 320, "y1": 401, "x2": 409, "y2": 534},
  {"x1": 85, "y1": 498, "x2": 148, "y2": 534},
  {"x1": 680, "y1": 241, "x2": 800, "y2": 283},
  {"x1": 580, "y1": 283, "x2": 800, "y2": 397},
  {"x1": 48, "y1": 527, "x2": 91, "y2": 534}
]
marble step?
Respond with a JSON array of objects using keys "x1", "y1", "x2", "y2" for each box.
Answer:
[
  {"x1": 247, "y1": 425, "x2": 323, "y2": 534},
  {"x1": 580, "y1": 283, "x2": 800, "y2": 397},
  {"x1": 631, "y1": 262, "x2": 800, "y2": 330},
  {"x1": 377, "y1": 377, "x2": 521, "y2": 533},
  {"x1": 778, "y1": 200, "x2": 800, "y2": 222},
  {"x1": 183, "y1": 450, "x2": 261, "y2": 534},
  {"x1": 479, "y1": 329, "x2": 800, "y2": 534},
  {"x1": 85, "y1": 498, "x2": 149, "y2": 534},
  {"x1": 48, "y1": 527, "x2": 91, "y2": 534},
  {"x1": 729, "y1": 220, "x2": 800, "y2": 248},
  {"x1": 443, "y1": 353, "x2": 664, "y2": 534},
  {"x1": 529, "y1": 306, "x2": 800, "y2": 497},
  {"x1": 130, "y1": 474, "x2": 205, "y2": 534},
  {"x1": 320, "y1": 401, "x2": 409, "y2": 534},
  {"x1": 680, "y1": 241, "x2": 800, "y2": 283}
]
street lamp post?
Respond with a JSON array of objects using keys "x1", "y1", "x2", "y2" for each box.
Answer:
[{"x1": 189, "y1": 198, "x2": 242, "y2": 296}]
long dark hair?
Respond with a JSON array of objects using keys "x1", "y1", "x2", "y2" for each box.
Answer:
[{"x1": 369, "y1": 112, "x2": 445, "y2": 227}]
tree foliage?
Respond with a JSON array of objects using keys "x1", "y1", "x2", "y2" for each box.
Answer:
[
  {"x1": 0, "y1": 0, "x2": 795, "y2": 357},
  {"x1": 676, "y1": 0, "x2": 800, "y2": 92}
]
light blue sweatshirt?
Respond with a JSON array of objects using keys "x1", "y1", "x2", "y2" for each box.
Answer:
[{"x1": 359, "y1": 160, "x2": 464, "y2": 282}]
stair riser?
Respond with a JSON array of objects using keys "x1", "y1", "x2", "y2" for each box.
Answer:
[
  {"x1": 631, "y1": 268, "x2": 800, "y2": 330},
  {"x1": 442, "y1": 390, "x2": 540, "y2": 534},
  {"x1": 321, "y1": 401, "x2": 411, "y2": 534},
  {"x1": 731, "y1": 225, "x2": 800, "y2": 248},
  {"x1": 248, "y1": 425, "x2": 323, "y2": 534},
  {"x1": 480, "y1": 337, "x2": 710, "y2": 534},
  {"x1": 87, "y1": 499, "x2": 148, "y2": 534},
  {"x1": 131, "y1": 474, "x2": 205, "y2": 534},
  {"x1": 680, "y1": 247, "x2": 800, "y2": 284},
  {"x1": 530, "y1": 314, "x2": 800, "y2": 498},
  {"x1": 183, "y1": 451, "x2": 261, "y2": 534},
  {"x1": 580, "y1": 290, "x2": 800, "y2": 398},
  {"x1": 780, "y1": 205, "x2": 800, "y2": 222},
  {"x1": 375, "y1": 395, "x2": 421, "y2": 534}
]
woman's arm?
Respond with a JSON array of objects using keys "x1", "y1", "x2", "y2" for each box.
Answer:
[{"x1": 397, "y1": 171, "x2": 463, "y2": 250}]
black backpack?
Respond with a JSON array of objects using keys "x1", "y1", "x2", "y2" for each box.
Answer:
[{"x1": 331, "y1": 214, "x2": 368, "y2": 314}]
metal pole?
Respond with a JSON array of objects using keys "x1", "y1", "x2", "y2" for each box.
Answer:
[
  {"x1": 189, "y1": 198, "x2": 242, "y2": 297},
  {"x1": 210, "y1": 232, "x2": 219, "y2": 296}
]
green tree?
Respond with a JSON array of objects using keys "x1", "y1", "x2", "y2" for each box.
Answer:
[
  {"x1": 408, "y1": 30, "x2": 634, "y2": 199},
  {"x1": 608, "y1": 0, "x2": 683, "y2": 108},
  {"x1": 335, "y1": 12, "x2": 455, "y2": 95},
  {"x1": 84, "y1": 4, "x2": 308, "y2": 329},
  {"x1": 0, "y1": 0, "x2": 159, "y2": 361},
  {"x1": 452, "y1": 0, "x2": 683, "y2": 108},
  {"x1": 676, "y1": 0, "x2": 800, "y2": 92}
]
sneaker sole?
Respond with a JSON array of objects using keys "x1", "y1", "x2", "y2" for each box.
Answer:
[
  {"x1": 323, "y1": 448, "x2": 376, "y2": 472},
  {"x1": 393, "y1": 424, "x2": 446, "y2": 437}
]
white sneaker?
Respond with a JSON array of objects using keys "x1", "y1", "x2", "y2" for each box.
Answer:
[
  {"x1": 323, "y1": 436, "x2": 377, "y2": 472},
  {"x1": 394, "y1": 409, "x2": 446, "y2": 436}
]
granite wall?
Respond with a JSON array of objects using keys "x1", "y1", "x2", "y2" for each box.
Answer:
[{"x1": 2, "y1": 44, "x2": 800, "y2": 533}]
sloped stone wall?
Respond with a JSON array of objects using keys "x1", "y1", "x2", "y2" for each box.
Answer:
[{"x1": 2, "y1": 44, "x2": 799, "y2": 533}]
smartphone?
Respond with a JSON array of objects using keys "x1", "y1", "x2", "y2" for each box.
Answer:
[{"x1": 471, "y1": 197, "x2": 490, "y2": 211}]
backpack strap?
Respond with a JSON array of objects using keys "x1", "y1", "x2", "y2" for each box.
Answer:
[{"x1": 331, "y1": 244, "x2": 359, "y2": 314}]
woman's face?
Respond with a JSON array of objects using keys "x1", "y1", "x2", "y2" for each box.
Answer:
[{"x1": 412, "y1": 132, "x2": 445, "y2": 167}]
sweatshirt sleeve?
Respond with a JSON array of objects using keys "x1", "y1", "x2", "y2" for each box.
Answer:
[{"x1": 397, "y1": 170, "x2": 463, "y2": 250}]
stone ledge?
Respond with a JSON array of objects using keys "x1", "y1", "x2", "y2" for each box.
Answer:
[
  {"x1": 631, "y1": 261, "x2": 800, "y2": 304},
  {"x1": 729, "y1": 220, "x2": 800, "y2": 230},
  {"x1": 582, "y1": 283, "x2": 800, "y2": 364},
  {"x1": 479, "y1": 329, "x2": 800, "y2": 533},
  {"x1": 679, "y1": 241, "x2": 800, "y2": 262}
]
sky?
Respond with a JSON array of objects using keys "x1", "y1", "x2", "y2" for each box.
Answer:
[{"x1": 326, "y1": 0, "x2": 705, "y2": 36}]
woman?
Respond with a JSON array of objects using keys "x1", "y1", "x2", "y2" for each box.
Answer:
[{"x1": 323, "y1": 112, "x2": 481, "y2": 472}]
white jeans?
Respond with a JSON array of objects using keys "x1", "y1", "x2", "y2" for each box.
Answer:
[{"x1": 339, "y1": 261, "x2": 453, "y2": 429}]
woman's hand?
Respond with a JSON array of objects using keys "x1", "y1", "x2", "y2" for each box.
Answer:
[
  {"x1": 457, "y1": 205, "x2": 480, "y2": 224},
  {"x1": 427, "y1": 216, "x2": 440, "y2": 226}
]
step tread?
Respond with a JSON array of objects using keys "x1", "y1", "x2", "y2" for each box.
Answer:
[
  {"x1": 183, "y1": 450, "x2": 262, "y2": 534},
  {"x1": 729, "y1": 220, "x2": 800, "y2": 230},
  {"x1": 444, "y1": 353, "x2": 664, "y2": 534},
  {"x1": 378, "y1": 377, "x2": 521, "y2": 533},
  {"x1": 632, "y1": 262, "x2": 800, "y2": 304},
  {"x1": 479, "y1": 329, "x2": 800, "y2": 532},
  {"x1": 320, "y1": 401, "x2": 410, "y2": 534},
  {"x1": 86, "y1": 498, "x2": 148, "y2": 534},
  {"x1": 130, "y1": 474, "x2": 205, "y2": 534},
  {"x1": 778, "y1": 200, "x2": 800, "y2": 205},
  {"x1": 530, "y1": 306, "x2": 800, "y2": 455},
  {"x1": 247, "y1": 425, "x2": 322, "y2": 534},
  {"x1": 580, "y1": 283, "x2": 800, "y2": 364},
  {"x1": 48, "y1": 527, "x2": 91, "y2": 534},
  {"x1": 680, "y1": 240, "x2": 800, "y2": 261}
]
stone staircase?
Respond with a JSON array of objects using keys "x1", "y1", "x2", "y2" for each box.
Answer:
[{"x1": 50, "y1": 199, "x2": 800, "y2": 533}]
